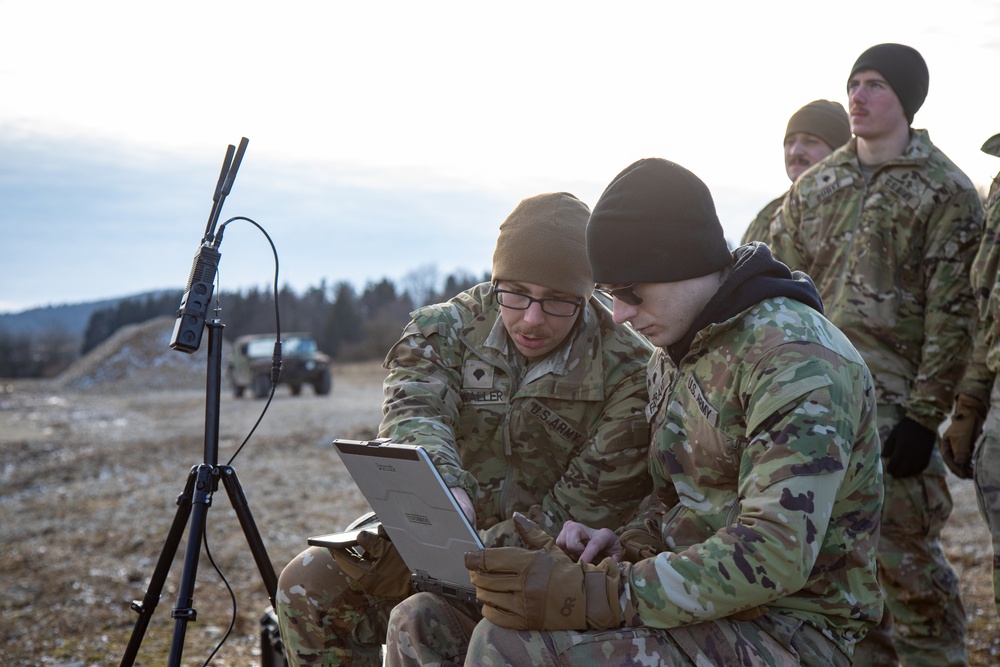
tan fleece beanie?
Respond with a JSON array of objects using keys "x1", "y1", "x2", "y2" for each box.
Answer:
[
  {"x1": 785, "y1": 100, "x2": 851, "y2": 150},
  {"x1": 491, "y1": 192, "x2": 594, "y2": 299}
]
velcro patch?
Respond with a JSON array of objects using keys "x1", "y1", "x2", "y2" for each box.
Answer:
[
  {"x1": 525, "y1": 398, "x2": 586, "y2": 446},
  {"x1": 686, "y1": 374, "x2": 719, "y2": 427},
  {"x1": 882, "y1": 175, "x2": 921, "y2": 208},
  {"x1": 463, "y1": 359, "x2": 494, "y2": 388},
  {"x1": 807, "y1": 170, "x2": 853, "y2": 207}
]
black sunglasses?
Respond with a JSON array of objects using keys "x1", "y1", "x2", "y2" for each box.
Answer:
[{"x1": 595, "y1": 283, "x2": 642, "y2": 306}]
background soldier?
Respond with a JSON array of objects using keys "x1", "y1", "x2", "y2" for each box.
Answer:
[
  {"x1": 942, "y1": 132, "x2": 1000, "y2": 621},
  {"x1": 741, "y1": 99, "x2": 851, "y2": 245},
  {"x1": 769, "y1": 43, "x2": 984, "y2": 666}
]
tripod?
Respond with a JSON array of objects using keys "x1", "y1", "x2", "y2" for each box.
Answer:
[{"x1": 120, "y1": 319, "x2": 277, "y2": 666}]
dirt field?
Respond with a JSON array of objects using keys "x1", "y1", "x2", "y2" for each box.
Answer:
[{"x1": 1, "y1": 318, "x2": 998, "y2": 666}]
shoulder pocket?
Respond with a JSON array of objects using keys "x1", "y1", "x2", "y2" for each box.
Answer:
[{"x1": 746, "y1": 361, "x2": 832, "y2": 436}]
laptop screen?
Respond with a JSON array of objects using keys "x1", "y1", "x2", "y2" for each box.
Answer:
[{"x1": 310, "y1": 438, "x2": 484, "y2": 604}]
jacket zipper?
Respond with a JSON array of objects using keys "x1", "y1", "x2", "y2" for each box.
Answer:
[
  {"x1": 460, "y1": 333, "x2": 519, "y2": 516},
  {"x1": 830, "y1": 174, "x2": 868, "y2": 322}
]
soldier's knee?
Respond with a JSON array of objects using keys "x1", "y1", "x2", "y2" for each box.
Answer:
[{"x1": 277, "y1": 546, "x2": 348, "y2": 609}]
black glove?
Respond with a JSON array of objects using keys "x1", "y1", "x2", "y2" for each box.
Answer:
[{"x1": 882, "y1": 417, "x2": 937, "y2": 478}]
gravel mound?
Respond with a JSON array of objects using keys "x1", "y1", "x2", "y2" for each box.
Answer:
[{"x1": 53, "y1": 315, "x2": 223, "y2": 393}]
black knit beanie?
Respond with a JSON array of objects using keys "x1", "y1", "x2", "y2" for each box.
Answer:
[
  {"x1": 586, "y1": 158, "x2": 732, "y2": 285},
  {"x1": 849, "y1": 43, "x2": 929, "y2": 124}
]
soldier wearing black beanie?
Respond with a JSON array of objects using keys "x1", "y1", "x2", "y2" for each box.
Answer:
[
  {"x1": 586, "y1": 158, "x2": 732, "y2": 286},
  {"x1": 849, "y1": 43, "x2": 928, "y2": 124},
  {"x1": 772, "y1": 38, "x2": 982, "y2": 667}
]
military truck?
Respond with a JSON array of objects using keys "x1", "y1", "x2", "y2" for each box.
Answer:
[{"x1": 229, "y1": 332, "x2": 332, "y2": 398}]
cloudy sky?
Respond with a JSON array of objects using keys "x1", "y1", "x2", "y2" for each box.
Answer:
[{"x1": 2, "y1": 1, "x2": 999, "y2": 313}]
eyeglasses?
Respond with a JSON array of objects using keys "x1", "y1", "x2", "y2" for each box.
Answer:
[
  {"x1": 595, "y1": 283, "x2": 643, "y2": 306},
  {"x1": 493, "y1": 287, "x2": 582, "y2": 317}
]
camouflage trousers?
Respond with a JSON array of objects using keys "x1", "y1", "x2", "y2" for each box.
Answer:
[
  {"x1": 852, "y1": 406, "x2": 967, "y2": 667},
  {"x1": 274, "y1": 545, "x2": 405, "y2": 667},
  {"x1": 384, "y1": 591, "x2": 850, "y2": 667},
  {"x1": 973, "y1": 375, "x2": 1000, "y2": 619}
]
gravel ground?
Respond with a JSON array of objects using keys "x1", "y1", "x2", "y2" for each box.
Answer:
[
  {"x1": 0, "y1": 317, "x2": 997, "y2": 666},
  {"x1": 1, "y1": 318, "x2": 387, "y2": 667}
]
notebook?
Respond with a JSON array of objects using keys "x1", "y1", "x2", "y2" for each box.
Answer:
[{"x1": 308, "y1": 438, "x2": 484, "y2": 605}]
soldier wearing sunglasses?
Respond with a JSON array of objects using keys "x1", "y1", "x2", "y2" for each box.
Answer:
[
  {"x1": 276, "y1": 191, "x2": 654, "y2": 667},
  {"x1": 389, "y1": 159, "x2": 884, "y2": 667}
]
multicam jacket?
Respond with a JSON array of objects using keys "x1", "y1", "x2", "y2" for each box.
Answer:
[
  {"x1": 971, "y1": 134, "x2": 1000, "y2": 380},
  {"x1": 770, "y1": 129, "x2": 983, "y2": 431},
  {"x1": 622, "y1": 292, "x2": 883, "y2": 656},
  {"x1": 379, "y1": 282, "x2": 653, "y2": 545},
  {"x1": 740, "y1": 192, "x2": 785, "y2": 246}
]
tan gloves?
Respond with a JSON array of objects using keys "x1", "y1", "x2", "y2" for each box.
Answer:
[
  {"x1": 942, "y1": 394, "x2": 988, "y2": 479},
  {"x1": 464, "y1": 513, "x2": 622, "y2": 631},
  {"x1": 619, "y1": 519, "x2": 665, "y2": 563},
  {"x1": 329, "y1": 525, "x2": 413, "y2": 598}
]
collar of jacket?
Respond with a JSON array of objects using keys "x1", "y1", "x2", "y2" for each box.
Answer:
[
  {"x1": 465, "y1": 295, "x2": 608, "y2": 401},
  {"x1": 668, "y1": 243, "x2": 824, "y2": 364},
  {"x1": 832, "y1": 128, "x2": 934, "y2": 172}
]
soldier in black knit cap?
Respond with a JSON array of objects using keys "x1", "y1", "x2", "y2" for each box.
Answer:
[
  {"x1": 770, "y1": 42, "x2": 984, "y2": 667},
  {"x1": 384, "y1": 157, "x2": 884, "y2": 667}
]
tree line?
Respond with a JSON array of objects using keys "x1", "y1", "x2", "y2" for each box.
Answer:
[{"x1": 0, "y1": 265, "x2": 488, "y2": 379}]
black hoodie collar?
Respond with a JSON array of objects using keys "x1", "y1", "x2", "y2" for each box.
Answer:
[{"x1": 667, "y1": 242, "x2": 824, "y2": 364}]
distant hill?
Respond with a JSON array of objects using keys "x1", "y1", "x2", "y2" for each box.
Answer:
[{"x1": 0, "y1": 290, "x2": 179, "y2": 338}]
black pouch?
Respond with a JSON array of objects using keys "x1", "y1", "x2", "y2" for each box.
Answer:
[{"x1": 259, "y1": 605, "x2": 288, "y2": 667}]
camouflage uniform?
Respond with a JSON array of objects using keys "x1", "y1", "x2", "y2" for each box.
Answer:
[
  {"x1": 740, "y1": 192, "x2": 784, "y2": 246},
  {"x1": 769, "y1": 129, "x2": 984, "y2": 666},
  {"x1": 961, "y1": 133, "x2": 1000, "y2": 619},
  {"x1": 385, "y1": 246, "x2": 883, "y2": 667},
  {"x1": 276, "y1": 281, "x2": 653, "y2": 666}
]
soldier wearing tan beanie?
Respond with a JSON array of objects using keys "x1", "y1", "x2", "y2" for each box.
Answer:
[
  {"x1": 492, "y1": 192, "x2": 594, "y2": 301},
  {"x1": 277, "y1": 189, "x2": 654, "y2": 667},
  {"x1": 741, "y1": 99, "x2": 851, "y2": 245}
]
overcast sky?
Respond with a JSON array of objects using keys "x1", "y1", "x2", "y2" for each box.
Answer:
[{"x1": 2, "y1": 1, "x2": 999, "y2": 314}]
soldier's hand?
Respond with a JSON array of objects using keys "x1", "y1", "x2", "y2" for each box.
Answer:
[
  {"x1": 941, "y1": 394, "x2": 987, "y2": 479},
  {"x1": 882, "y1": 417, "x2": 937, "y2": 478},
  {"x1": 464, "y1": 513, "x2": 621, "y2": 631},
  {"x1": 450, "y1": 486, "x2": 477, "y2": 526},
  {"x1": 329, "y1": 525, "x2": 412, "y2": 598},
  {"x1": 557, "y1": 520, "x2": 621, "y2": 563}
]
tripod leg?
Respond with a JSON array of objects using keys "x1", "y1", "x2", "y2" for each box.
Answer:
[
  {"x1": 220, "y1": 465, "x2": 278, "y2": 604},
  {"x1": 167, "y1": 463, "x2": 217, "y2": 667},
  {"x1": 119, "y1": 467, "x2": 197, "y2": 667},
  {"x1": 119, "y1": 320, "x2": 279, "y2": 664}
]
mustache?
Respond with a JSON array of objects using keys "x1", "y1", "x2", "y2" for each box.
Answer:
[{"x1": 512, "y1": 326, "x2": 547, "y2": 338}]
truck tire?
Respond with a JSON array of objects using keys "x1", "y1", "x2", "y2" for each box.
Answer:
[{"x1": 314, "y1": 368, "x2": 332, "y2": 396}]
